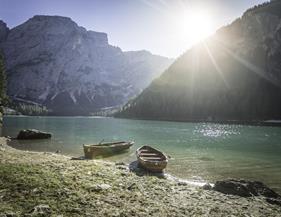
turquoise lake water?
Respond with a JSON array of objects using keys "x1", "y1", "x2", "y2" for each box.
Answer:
[{"x1": 2, "y1": 116, "x2": 281, "y2": 192}]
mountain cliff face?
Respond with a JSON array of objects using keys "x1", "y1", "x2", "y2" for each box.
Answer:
[
  {"x1": 117, "y1": 1, "x2": 281, "y2": 121},
  {"x1": 0, "y1": 15, "x2": 172, "y2": 115}
]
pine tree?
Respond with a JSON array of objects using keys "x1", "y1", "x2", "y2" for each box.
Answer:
[{"x1": 0, "y1": 53, "x2": 7, "y2": 106}]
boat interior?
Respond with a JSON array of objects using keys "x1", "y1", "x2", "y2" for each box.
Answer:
[
  {"x1": 85, "y1": 141, "x2": 128, "y2": 147},
  {"x1": 138, "y1": 148, "x2": 166, "y2": 161}
]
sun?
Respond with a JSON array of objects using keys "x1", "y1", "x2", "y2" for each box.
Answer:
[{"x1": 176, "y1": 9, "x2": 214, "y2": 46}]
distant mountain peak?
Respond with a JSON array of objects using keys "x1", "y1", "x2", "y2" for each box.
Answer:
[
  {"x1": 0, "y1": 20, "x2": 9, "y2": 42},
  {"x1": 0, "y1": 15, "x2": 172, "y2": 115}
]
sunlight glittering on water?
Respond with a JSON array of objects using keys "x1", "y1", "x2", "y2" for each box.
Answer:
[{"x1": 194, "y1": 124, "x2": 241, "y2": 138}]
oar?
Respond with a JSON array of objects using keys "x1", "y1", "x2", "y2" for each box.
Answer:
[{"x1": 98, "y1": 139, "x2": 104, "y2": 145}]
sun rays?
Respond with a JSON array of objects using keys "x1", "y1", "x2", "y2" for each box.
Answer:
[
  {"x1": 140, "y1": 0, "x2": 215, "y2": 47},
  {"x1": 139, "y1": 0, "x2": 278, "y2": 89}
]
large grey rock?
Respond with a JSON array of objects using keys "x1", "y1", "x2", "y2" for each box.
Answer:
[
  {"x1": 213, "y1": 179, "x2": 281, "y2": 198},
  {"x1": 17, "y1": 129, "x2": 52, "y2": 140},
  {"x1": 0, "y1": 15, "x2": 172, "y2": 115}
]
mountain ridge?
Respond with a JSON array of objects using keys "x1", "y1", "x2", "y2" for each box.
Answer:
[
  {"x1": 0, "y1": 15, "x2": 173, "y2": 115},
  {"x1": 117, "y1": 0, "x2": 281, "y2": 121}
]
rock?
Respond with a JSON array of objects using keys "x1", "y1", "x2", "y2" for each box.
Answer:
[
  {"x1": 115, "y1": 162, "x2": 126, "y2": 166},
  {"x1": 89, "y1": 184, "x2": 111, "y2": 192},
  {"x1": 16, "y1": 129, "x2": 52, "y2": 140},
  {"x1": 116, "y1": 165, "x2": 127, "y2": 171},
  {"x1": 0, "y1": 212, "x2": 18, "y2": 217},
  {"x1": 202, "y1": 183, "x2": 213, "y2": 190},
  {"x1": 4, "y1": 136, "x2": 12, "y2": 140},
  {"x1": 29, "y1": 204, "x2": 51, "y2": 216},
  {"x1": 177, "y1": 181, "x2": 188, "y2": 186},
  {"x1": 213, "y1": 179, "x2": 281, "y2": 199},
  {"x1": 127, "y1": 183, "x2": 137, "y2": 191},
  {"x1": 266, "y1": 198, "x2": 281, "y2": 206}
]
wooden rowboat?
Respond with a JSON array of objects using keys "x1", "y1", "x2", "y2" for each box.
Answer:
[
  {"x1": 83, "y1": 141, "x2": 134, "y2": 159},
  {"x1": 136, "y1": 145, "x2": 168, "y2": 172}
]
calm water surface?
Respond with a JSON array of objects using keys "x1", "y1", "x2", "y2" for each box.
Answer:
[{"x1": 2, "y1": 116, "x2": 281, "y2": 192}]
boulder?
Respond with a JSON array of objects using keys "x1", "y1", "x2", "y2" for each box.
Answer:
[
  {"x1": 213, "y1": 179, "x2": 280, "y2": 198},
  {"x1": 16, "y1": 129, "x2": 52, "y2": 140}
]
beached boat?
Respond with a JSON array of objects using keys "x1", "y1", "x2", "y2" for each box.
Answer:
[
  {"x1": 83, "y1": 141, "x2": 134, "y2": 159},
  {"x1": 136, "y1": 145, "x2": 168, "y2": 172}
]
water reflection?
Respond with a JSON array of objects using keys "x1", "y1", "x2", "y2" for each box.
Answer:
[{"x1": 194, "y1": 124, "x2": 241, "y2": 138}]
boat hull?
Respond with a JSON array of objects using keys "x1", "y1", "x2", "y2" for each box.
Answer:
[
  {"x1": 84, "y1": 141, "x2": 134, "y2": 159},
  {"x1": 136, "y1": 145, "x2": 168, "y2": 173}
]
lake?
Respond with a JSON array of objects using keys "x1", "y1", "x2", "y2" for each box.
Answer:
[{"x1": 2, "y1": 116, "x2": 281, "y2": 192}]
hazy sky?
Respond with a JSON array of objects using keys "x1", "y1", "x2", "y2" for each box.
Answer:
[{"x1": 0, "y1": 0, "x2": 267, "y2": 58}]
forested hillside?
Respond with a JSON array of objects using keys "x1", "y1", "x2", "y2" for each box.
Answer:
[
  {"x1": 117, "y1": 1, "x2": 281, "y2": 121},
  {"x1": 0, "y1": 52, "x2": 7, "y2": 122}
]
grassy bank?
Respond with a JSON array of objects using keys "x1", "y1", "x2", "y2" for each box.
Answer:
[{"x1": 0, "y1": 138, "x2": 280, "y2": 216}]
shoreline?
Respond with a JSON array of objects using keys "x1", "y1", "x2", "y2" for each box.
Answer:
[
  {"x1": 5, "y1": 136, "x2": 211, "y2": 188},
  {"x1": 1, "y1": 137, "x2": 281, "y2": 216},
  {"x1": 115, "y1": 116, "x2": 281, "y2": 127},
  {"x1": 5, "y1": 114, "x2": 281, "y2": 127}
]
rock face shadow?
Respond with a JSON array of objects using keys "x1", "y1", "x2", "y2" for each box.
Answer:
[{"x1": 129, "y1": 160, "x2": 165, "y2": 178}]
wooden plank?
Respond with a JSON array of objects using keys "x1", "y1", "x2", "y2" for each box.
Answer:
[{"x1": 141, "y1": 157, "x2": 162, "y2": 160}]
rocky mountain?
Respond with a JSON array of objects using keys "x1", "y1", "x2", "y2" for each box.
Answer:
[
  {"x1": 0, "y1": 15, "x2": 172, "y2": 115},
  {"x1": 117, "y1": 1, "x2": 281, "y2": 121}
]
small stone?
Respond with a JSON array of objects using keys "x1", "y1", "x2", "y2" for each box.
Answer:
[
  {"x1": 120, "y1": 171, "x2": 128, "y2": 176},
  {"x1": 32, "y1": 188, "x2": 39, "y2": 193},
  {"x1": 70, "y1": 208, "x2": 81, "y2": 213},
  {"x1": 127, "y1": 183, "x2": 137, "y2": 190},
  {"x1": 116, "y1": 165, "x2": 127, "y2": 170},
  {"x1": 177, "y1": 181, "x2": 188, "y2": 186},
  {"x1": 89, "y1": 184, "x2": 111, "y2": 192},
  {"x1": 266, "y1": 198, "x2": 281, "y2": 206},
  {"x1": 29, "y1": 204, "x2": 51, "y2": 216},
  {"x1": 1, "y1": 212, "x2": 18, "y2": 217},
  {"x1": 115, "y1": 162, "x2": 126, "y2": 166},
  {"x1": 202, "y1": 183, "x2": 212, "y2": 190}
]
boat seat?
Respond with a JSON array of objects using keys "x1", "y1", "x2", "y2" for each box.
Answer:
[
  {"x1": 140, "y1": 150, "x2": 151, "y2": 153},
  {"x1": 142, "y1": 159, "x2": 163, "y2": 162},
  {"x1": 140, "y1": 153, "x2": 159, "y2": 156},
  {"x1": 141, "y1": 156, "x2": 163, "y2": 160},
  {"x1": 139, "y1": 150, "x2": 158, "y2": 154}
]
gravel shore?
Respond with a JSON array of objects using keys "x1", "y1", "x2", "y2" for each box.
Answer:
[{"x1": 0, "y1": 137, "x2": 280, "y2": 217}]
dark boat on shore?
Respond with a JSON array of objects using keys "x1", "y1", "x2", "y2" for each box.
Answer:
[
  {"x1": 83, "y1": 141, "x2": 134, "y2": 159},
  {"x1": 136, "y1": 145, "x2": 168, "y2": 172}
]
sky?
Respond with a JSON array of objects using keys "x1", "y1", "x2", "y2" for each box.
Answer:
[{"x1": 0, "y1": 0, "x2": 268, "y2": 58}]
